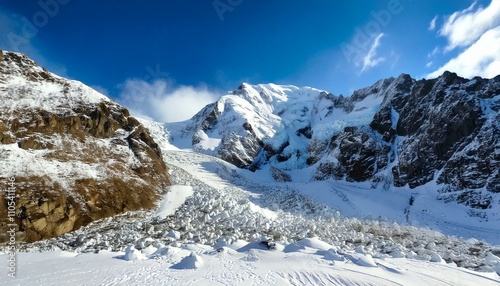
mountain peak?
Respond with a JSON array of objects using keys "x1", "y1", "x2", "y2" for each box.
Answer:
[
  {"x1": 0, "y1": 51, "x2": 109, "y2": 114},
  {"x1": 1, "y1": 50, "x2": 47, "y2": 78}
]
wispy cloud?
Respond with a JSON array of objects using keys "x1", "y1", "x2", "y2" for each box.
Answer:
[
  {"x1": 427, "y1": 0, "x2": 500, "y2": 79},
  {"x1": 118, "y1": 79, "x2": 219, "y2": 123},
  {"x1": 389, "y1": 50, "x2": 400, "y2": 69},
  {"x1": 429, "y1": 16, "x2": 438, "y2": 31},
  {"x1": 361, "y1": 33, "x2": 385, "y2": 73},
  {"x1": 440, "y1": 0, "x2": 500, "y2": 51}
]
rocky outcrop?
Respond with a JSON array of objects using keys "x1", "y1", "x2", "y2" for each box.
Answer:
[
  {"x1": 270, "y1": 166, "x2": 292, "y2": 182},
  {"x1": 217, "y1": 126, "x2": 263, "y2": 168},
  {"x1": 0, "y1": 51, "x2": 170, "y2": 243},
  {"x1": 323, "y1": 73, "x2": 499, "y2": 208},
  {"x1": 314, "y1": 127, "x2": 390, "y2": 182},
  {"x1": 390, "y1": 73, "x2": 485, "y2": 188},
  {"x1": 309, "y1": 75, "x2": 411, "y2": 182},
  {"x1": 314, "y1": 73, "x2": 499, "y2": 208}
]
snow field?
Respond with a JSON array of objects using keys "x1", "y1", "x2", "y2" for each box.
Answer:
[
  {"x1": 4, "y1": 237, "x2": 500, "y2": 285},
  {"x1": 15, "y1": 150, "x2": 500, "y2": 277}
]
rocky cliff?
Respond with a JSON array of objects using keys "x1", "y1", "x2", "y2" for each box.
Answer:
[
  {"x1": 0, "y1": 51, "x2": 171, "y2": 243},
  {"x1": 169, "y1": 73, "x2": 499, "y2": 210}
]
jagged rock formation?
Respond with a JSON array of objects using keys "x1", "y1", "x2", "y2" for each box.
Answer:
[
  {"x1": 0, "y1": 51, "x2": 170, "y2": 243},
  {"x1": 379, "y1": 73, "x2": 499, "y2": 209},
  {"x1": 168, "y1": 73, "x2": 499, "y2": 210}
]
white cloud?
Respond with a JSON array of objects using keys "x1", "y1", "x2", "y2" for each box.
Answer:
[
  {"x1": 118, "y1": 79, "x2": 219, "y2": 123},
  {"x1": 361, "y1": 33, "x2": 385, "y2": 73},
  {"x1": 427, "y1": 0, "x2": 500, "y2": 79},
  {"x1": 427, "y1": 26, "x2": 500, "y2": 79},
  {"x1": 429, "y1": 16, "x2": 438, "y2": 31},
  {"x1": 440, "y1": 0, "x2": 500, "y2": 51},
  {"x1": 426, "y1": 61, "x2": 433, "y2": 68}
]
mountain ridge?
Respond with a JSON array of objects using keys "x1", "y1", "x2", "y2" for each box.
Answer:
[
  {"x1": 167, "y1": 71, "x2": 499, "y2": 212},
  {"x1": 0, "y1": 51, "x2": 171, "y2": 242}
]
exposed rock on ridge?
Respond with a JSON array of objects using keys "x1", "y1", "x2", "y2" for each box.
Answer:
[{"x1": 0, "y1": 51, "x2": 170, "y2": 243}]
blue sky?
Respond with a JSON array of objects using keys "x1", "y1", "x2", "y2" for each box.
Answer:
[{"x1": 1, "y1": 0, "x2": 499, "y2": 122}]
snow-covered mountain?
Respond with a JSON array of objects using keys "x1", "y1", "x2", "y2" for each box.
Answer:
[
  {"x1": 167, "y1": 73, "x2": 499, "y2": 212},
  {"x1": 0, "y1": 51, "x2": 170, "y2": 242},
  {"x1": 1, "y1": 51, "x2": 499, "y2": 284}
]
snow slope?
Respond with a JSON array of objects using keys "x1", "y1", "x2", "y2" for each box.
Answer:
[
  {"x1": 0, "y1": 51, "x2": 109, "y2": 114},
  {"x1": 5, "y1": 244, "x2": 500, "y2": 286},
  {"x1": 153, "y1": 185, "x2": 194, "y2": 219}
]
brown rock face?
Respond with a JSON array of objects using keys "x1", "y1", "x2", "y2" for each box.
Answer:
[{"x1": 0, "y1": 52, "x2": 170, "y2": 243}]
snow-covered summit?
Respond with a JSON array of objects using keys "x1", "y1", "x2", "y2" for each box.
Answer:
[
  {"x1": 167, "y1": 74, "x2": 411, "y2": 170},
  {"x1": 167, "y1": 82, "x2": 330, "y2": 167},
  {"x1": 0, "y1": 51, "x2": 109, "y2": 114}
]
